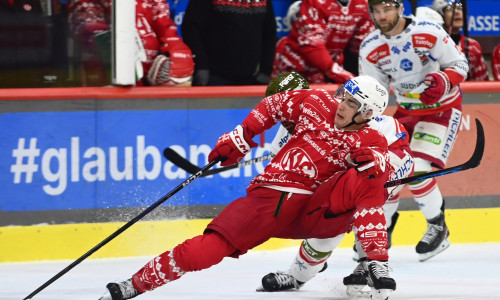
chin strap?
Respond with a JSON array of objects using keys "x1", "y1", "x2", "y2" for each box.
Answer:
[{"x1": 342, "y1": 112, "x2": 370, "y2": 129}]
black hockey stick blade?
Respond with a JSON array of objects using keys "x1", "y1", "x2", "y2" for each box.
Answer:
[
  {"x1": 163, "y1": 147, "x2": 274, "y2": 177},
  {"x1": 164, "y1": 147, "x2": 202, "y2": 174},
  {"x1": 23, "y1": 158, "x2": 221, "y2": 300},
  {"x1": 384, "y1": 118, "x2": 485, "y2": 188}
]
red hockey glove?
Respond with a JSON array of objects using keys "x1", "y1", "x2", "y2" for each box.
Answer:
[
  {"x1": 326, "y1": 62, "x2": 355, "y2": 84},
  {"x1": 349, "y1": 147, "x2": 387, "y2": 178},
  {"x1": 419, "y1": 71, "x2": 451, "y2": 105},
  {"x1": 208, "y1": 125, "x2": 258, "y2": 166},
  {"x1": 147, "y1": 49, "x2": 194, "y2": 86}
]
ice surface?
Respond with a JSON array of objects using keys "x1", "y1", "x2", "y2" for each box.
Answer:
[{"x1": 3, "y1": 243, "x2": 499, "y2": 299}]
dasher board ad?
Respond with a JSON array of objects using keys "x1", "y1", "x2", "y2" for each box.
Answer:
[{"x1": 0, "y1": 109, "x2": 276, "y2": 212}]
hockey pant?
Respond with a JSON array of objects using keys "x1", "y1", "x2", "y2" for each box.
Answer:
[{"x1": 131, "y1": 232, "x2": 237, "y2": 293}]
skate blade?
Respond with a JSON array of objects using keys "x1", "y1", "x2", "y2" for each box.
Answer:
[
  {"x1": 256, "y1": 285, "x2": 299, "y2": 293},
  {"x1": 256, "y1": 285, "x2": 265, "y2": 292},
  {"x1": 346, "y1": 285, "x2": 371, "y2": 299},
  {"x1": 370, "y1": 287, "x2": 393, "y2": 300},
  {"x1": 418, "y1": 238, "x2": 450, "y2": 262},
  {"x1": 98, "y1": 291, "x2": 112, "y2": 300}
]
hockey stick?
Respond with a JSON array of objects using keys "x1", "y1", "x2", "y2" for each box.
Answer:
[
  {"x1": 23, "y1": 159, "x2": 221, "y2": 300},
  {"x1": 384, "y1": 118, "x2": 485, "y2": 188},
  {"x1": 164, "y1": 119, "x2": 484, "y2": 188},
  {"x1": 163, "y1": 147, "x2": 274, "y2": 177}
]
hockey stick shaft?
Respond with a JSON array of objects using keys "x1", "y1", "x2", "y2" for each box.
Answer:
[
  {"x1": 384, "y1": 118, "x2": 484, "y2": 188},
  {"x1": 163, "y1": 147, "x2": 274, "y2": 177},
  {"x1": 23, "y1": 159, "x2": 221, "y2": 300}
]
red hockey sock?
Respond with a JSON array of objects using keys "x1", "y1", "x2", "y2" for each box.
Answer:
[{"x1": 132, "y1": 232, "x2": 236, "y2": 292}]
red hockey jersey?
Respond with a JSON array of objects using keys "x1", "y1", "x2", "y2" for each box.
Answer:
[
  {"x1": 242, "y1": 89, "x2": 388, "y2": 193},
  {"x1": 272, "y1": 0, "x2": 373, "y2": 83}
]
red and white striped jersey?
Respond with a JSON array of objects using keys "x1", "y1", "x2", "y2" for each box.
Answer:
[
  {"x1": 458, "y1": 35, "x2": 489, "y2": 81},
  {"x1": 272, "y1": 0, "x2": 373, "y2": 83},
  {"x1": 242, "y1": 89, "x2": 389, "y2": 193}
]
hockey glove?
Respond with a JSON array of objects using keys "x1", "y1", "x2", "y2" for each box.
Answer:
[
  {"x1": 348, "y1": 147, "x2": 387, "y2": 178},
  {"x1": 208, "y1": 125, "x2": 258, "y2": 166},
  {"x1": 420, "y1": 71, "x2": 451, "y2": 105},
  {"x1": 326, "y1": 62, "x2": 355, "y2": 84},
  {"x1": 147, "y1": 49, "x2": 194, "y2": 86}
]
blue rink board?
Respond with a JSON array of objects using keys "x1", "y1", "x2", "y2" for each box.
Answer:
[{"x1": 0, "y1": 109, "x2": 278, "y2": 212}]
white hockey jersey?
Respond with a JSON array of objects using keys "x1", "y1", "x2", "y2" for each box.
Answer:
[{"x1": 359, "y1": 16, "x2": 469, "y2": 115}]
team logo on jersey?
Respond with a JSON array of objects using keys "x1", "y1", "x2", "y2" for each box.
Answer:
[
  {"x1": 412, "y1": 34, "x2": 437, "y2": 49},
  {"x1": 366, "y1": 44, "x2": 390, "y2": 64},
  {"x1": 400, "y1": 59, "x2": 413, "y2": 71},
  {"x1": 280, "y1": 147, "x2": 318, "y2": 179},
  {"x1": 413, "y1": 132, "x2": 441, "y2": 145}
]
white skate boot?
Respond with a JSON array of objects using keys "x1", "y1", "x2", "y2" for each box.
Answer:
[{"x1": 99, "y1": 279, "x2": 141, "y2": 300}]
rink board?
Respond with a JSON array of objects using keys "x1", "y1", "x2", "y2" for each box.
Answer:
[
  {"x1": 1, "y1": 83, "x2": 500, "y2": 262},
  {"x1": 1, "y1": 207, "x2": 500, "y2": 262}
]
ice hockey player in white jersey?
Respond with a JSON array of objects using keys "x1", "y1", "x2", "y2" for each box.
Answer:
[
  {"x1": 358, "y1": 0, "x2": 468, "y2": 262},
  {"x1": 260, "y1": 72, "x2": 413, "y2": 300}
]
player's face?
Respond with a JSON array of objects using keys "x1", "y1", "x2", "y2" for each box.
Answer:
[
  {"x1": 335, "y1": 95, "x2": 362, "y2": 128},
  {"x1": 443, "y1": 3, "x2": 464, "y2": 29},
  {"x1": 370, "y1": 3, "x2": 400, "y2": 33}
]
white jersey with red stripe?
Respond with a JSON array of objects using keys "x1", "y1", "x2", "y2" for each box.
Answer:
[{"x1": 359, "y1": 16, "x2": 469, "y2": 115}]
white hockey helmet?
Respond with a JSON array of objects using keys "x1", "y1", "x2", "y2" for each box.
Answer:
[
  {"x1": 432, "y1": 0, "x2": 457, "y2": 16},
  {"x1": 334, "y1": 75, "x2": 389, "y2": 120},
  {"x1": 284, "y1": 1, "x2": 302, "y2": 28},
  {"x1": 416, "y1": 6, "x2": 444, "y2": 26}
]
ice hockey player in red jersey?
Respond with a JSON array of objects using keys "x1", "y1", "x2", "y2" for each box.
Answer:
[
  {"x1": 69, "y1": 0, "x2": 194, "y2": 86},
  {"x1": 98, "y1": 74, "x2": 396, "y2": 299},
  {"x1": 359, "y1": 0, "x2": 469, "y2": 262},
  {"x1": 259, "y1": 73, "x2": 413, "y2": 300},
  {"x1": 432, "y1": 0, "x2": 489, "y2": 81},
  {"x1": 272, "y1": 0, "x2": 374, "y2": 84}
]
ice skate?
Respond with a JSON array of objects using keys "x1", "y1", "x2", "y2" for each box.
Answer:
[
  {"x1": 256, "y1": 271, "x2": 304, "y2": 291},
  {"x1": 98, "y1": 279, "x2": 141, "y2": 300},
  {"x1": 343, "y1": 259, "x2": 370, "y2": 299},
  {"x1": 257, "y1": 262, "x2": 328, "y2": 292},
  {"x1": 366, "y1": 260, "x2": 396, "y2": 300},
  {"x1": 416, "y1": 211, "x2": 450, "y2": 262}
]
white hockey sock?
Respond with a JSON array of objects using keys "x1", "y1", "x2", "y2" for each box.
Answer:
[
  {"x1": 290, "y1": 235, "x2": 343, "y2": 283},
  {"x1": 383, "y1": 200, "x2": 400, "y2": 228},
  {"x1": 410, "y1": 178, "x2": 443, "y2": 220}
]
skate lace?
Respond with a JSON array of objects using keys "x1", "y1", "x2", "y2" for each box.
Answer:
[
  {"x1": 275, "y1": 272, "x2": 300, "y2": 289},
  {"x1": 421, "y1": 223, "x2": 444, "y2": 244},
  {"x1": 369, "y1": 261, "x2": 391, "y2": 279},
  {"x1": 119, "y1": 279, "x2": 139, "y2": 298},
  {"x1": 353, "y1": 261, "x2": 367, "y2": 275}
]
